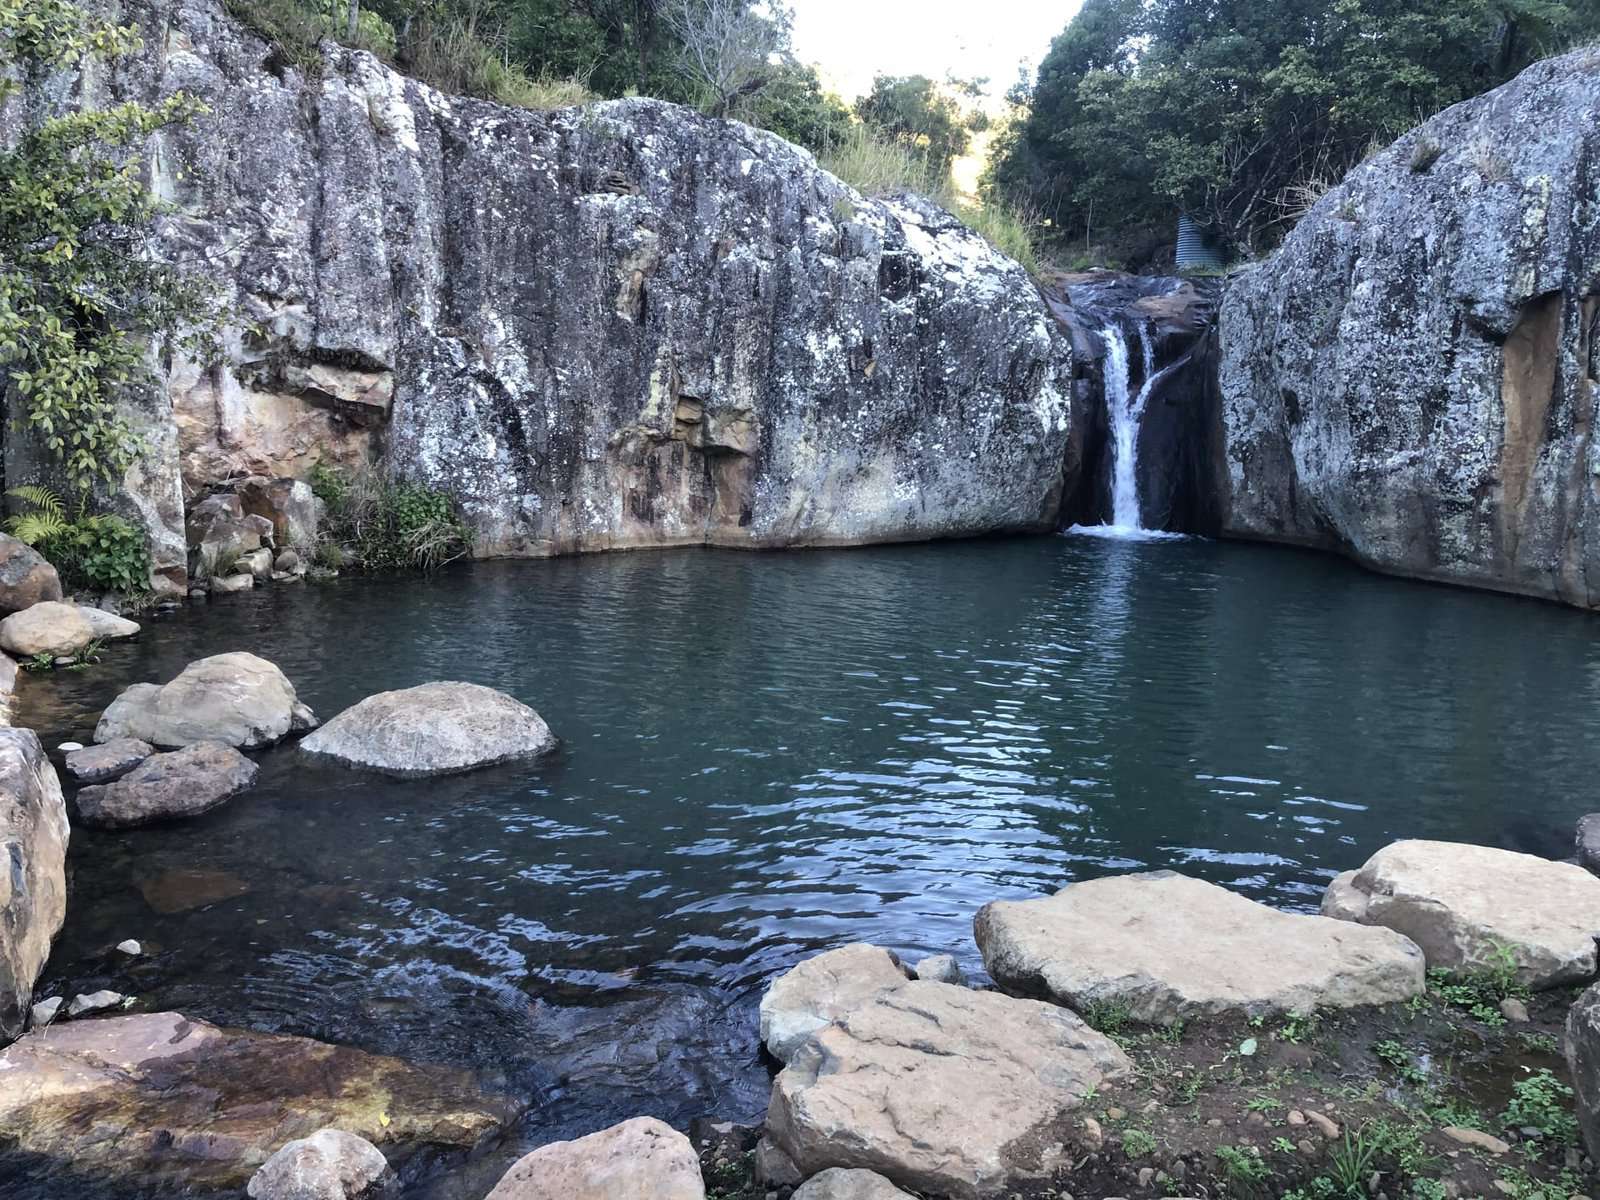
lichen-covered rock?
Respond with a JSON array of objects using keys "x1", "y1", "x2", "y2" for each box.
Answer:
[
  {"x1": 300, "y1": 682, "x2": 553, "y2": 777},
  {"x1": 0, "y1": 601, "x2": 94, "y2": 659},
  {"x1": 95, "y1": 651, "x2": 316, "y2": 749},
  {"x1": 765, "y1": 980, "x2": 1131, "y2": 1199},
  {"x1": 975, "y1": 872, "x2": 1424, "y2": 1024},
  {"x1": 485, "y1": 1116, "x2": 705, "y2": 1200},
  {"x1": 0, "y1": 1011, "x2": 518, "y2": 1189},
  {"x1": 75, "y1": 741, "x2": 259, "y2": 828},
  {"x1": 5, "y1": 0, "x2": 1072, "y2": 580},
  {"x1": 1219, "y1": 47, "x2": 1600, "y2": 607},
  {"x1": 1325, "y1": 840, "x2": 1600, "y2": 988},
  {"x1": 759, "y1": 944, "x2": 910, "y2": 1063},
  {"x1": 0, "y1": 536, "x2": 62, "y2": 615},
  {"x1": 247, "y1": 1128, "x2": 393, "y2": 1200},
  {"x1": 0, "y1": 729, "x2": 68, "y2": 1043}
]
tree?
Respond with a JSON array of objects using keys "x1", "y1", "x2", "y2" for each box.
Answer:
[
  {"x1": 0, "y1": 0, "x2": 218, "y2": 496},
  {"x1": 661, "y1": 0, "x2": 791, "y2": 117},
  {"x1": 854, "y1": 74, "x2": 969, "y2": 172},
  {"x1": 988, "y1": 0, "x2": 1600, "y2": 261}
]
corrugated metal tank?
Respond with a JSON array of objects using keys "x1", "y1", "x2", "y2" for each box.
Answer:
[{"x1": 1176, "y1": 215, "x2": 1224, "y2": 269}]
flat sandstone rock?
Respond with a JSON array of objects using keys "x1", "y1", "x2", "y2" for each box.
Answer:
[
  {"x1": 1322, "y1": 841, "x2": 1600, "y2": 989},
  {"x1": 301, "y1": 681, "x2": 555, "y2": 777},
  {"x1": 975, "y1": 871, "x2": 1425, "y2": 1025},
  {"x1": 759, "y1": 943, "x2": 910, "y2": 1063},
  {"x1": 765, "y1": 980, "x2": 1131, "y2": 1199},
  {"x1": 485, "y1": 1116, "x2": 704, "y2": 1200},
  {"x1": 0, "y1": 1011, "x2": 518, "y2": 1190}
]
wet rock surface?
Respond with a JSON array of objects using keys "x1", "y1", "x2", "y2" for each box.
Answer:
[
  {"x1": 758, "y1": 943, "x2": 910, "y2": 1063},
  {"x1": 0, "y1": 1011, "x2": 519, "y2": 1190},
  {"x1": 765, "y1": 979, "x2": 1131, "y2": 1198},
  {"x1": 1324, "y1": 839, "x2": 1600, "y2": 988},
  {"x1": 484, "y1": 1116, "x2": 705, "y2": 1199},
  {"x1": 300, "y1": 682, "x2": 555, "y2": 777},
  {"x1": 75, "y1": 741, "x2": 259, "y2": 828},
  {"x1": 1219, "y1": 47, "x2": 1600, "y2": 608},
  {"x1": 95, "y1": 651, "x2": 315, "y2": 749},
  {"x1": 975, "y1": 871, "x2": 1425, "y2": 1024},
  {"x1": 0, "y1": 729, "x2": 68, "y2": 1043},
  {"x1": 64, "y1": 737, "x2": 155, "y2": 784}
]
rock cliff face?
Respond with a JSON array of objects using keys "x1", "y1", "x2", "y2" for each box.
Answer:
[
  {"x1": 2, "y1": 0, "x2": 1072, "y2": 588},
  {"x1": 1220, "y1": 48, "x2": 1600, "y2": 607}
]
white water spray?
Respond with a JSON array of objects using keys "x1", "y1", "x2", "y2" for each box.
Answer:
[{"x1": 1069, "y1": 321, "x2": 1186, "y2": 541}]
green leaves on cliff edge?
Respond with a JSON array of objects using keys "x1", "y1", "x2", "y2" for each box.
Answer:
[{"x1": 1, "y1": 0, "x2": 220, "y2": 497}]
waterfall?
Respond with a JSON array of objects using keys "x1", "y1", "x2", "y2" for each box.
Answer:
[{"x1": 1068, "y1": 321, "x2": 1185, "y2": 541}]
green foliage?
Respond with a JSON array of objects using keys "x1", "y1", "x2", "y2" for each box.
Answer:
[
  {"x1": 1121, "y1": 1127, "x2": 1159, "y2": 1157},
  {"x1": 310, "y1": 463, "x2": 471, "y2": 573},
  {"x1": 1215, "y1": 1143, "x2": 1272, "y2": 1186},
  {"x1": 6, "y1": 486, "x2": 150, "y2": 593},
  {"x1": 1328, "y1": 1129, "x2": 1383, "y2": 1197},
  {"x1": 854, "y1": 74, "x2": 969, "y2": 172},
  {"x1": 989, "y1": 0, "x2": 1600, "y2": 259},
  {"x1": 1, "y1": 0, "x2": 220, "y2": 497},
  {"x1": 1503, "y1": 1069, "x2": 1578, "y2": 1145},
  {"x1": 1427, "y1": 945, "x2": 1527, "y2": 1025}
]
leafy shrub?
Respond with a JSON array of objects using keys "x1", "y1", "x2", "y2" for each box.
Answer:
[
  {"x1": 310, "y1": 463, "x2": 471, "y2": 573},
  {"x1": 5, "y1": 486, "x2": 150, "y2": 594},
  {"x1": 1503, "y1": 1069, "x2": 1578, "y2": 1145}
]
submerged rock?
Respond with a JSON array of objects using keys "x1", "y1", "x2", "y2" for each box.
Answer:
[
  {"x1": 0, "y1": 1011, "x2": 518, "y2": 1190},
  {"x1": 247, "y1": 1128, "x2": 394, "y2": 1200},
  {"x1": 765, "y1": 980, "x2": 1131, "y2": 1199},
  {"x1": 95, "y1": 651, "x2": 316, "y2": 749},
  {"x1": 1219, "y1": 47, "x2": 1600, "y2": 608},
  {"x1": 758, "y1": 943, "x2": 910, "y2": 1063},
  {"x1": 0, "y1": 729, "x2": 69, "y2": 1043},
  {"x1": 975, "y1": 871, "x2": 1424, "y2": 1024},
  {"x1": 485, "y1": 1116, "x2": 704, "y2": 1200},
  {"x1": 301, "y1": 682, "x2": 554, "y2": 777},
  {"x1": 0, "y1": 601, "x2": 93, "y2": 659},
  {"x1": 8, "y1": 0, "x2": 1072, "y2": 583},
  {"x1": 75, "y1": 741, "x2": 259, "y2": 828},
  {"x1": 0, "y1": 535, "x2": 62, "y2": 615},
  {"x1": 64, "y1": 737, "x2": 155, "y2": 784},
  {"x1": 137, "y1": 866, "x2": 251, "y2": 914},
  {"x1": 1323, "y1": 840, "x2": 1600, "y2": 988}
]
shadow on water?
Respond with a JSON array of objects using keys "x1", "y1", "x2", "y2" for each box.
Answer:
[{"x1": 10, "y1": 534, "x2": 1600, "y2": 1196}]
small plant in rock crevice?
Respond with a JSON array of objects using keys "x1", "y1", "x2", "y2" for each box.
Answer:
[
  {"x1": 309, "y1": 463, "x2": 472, "y2": 574},
  {"x1": 1428, "y1": 942, "x2": 1528, "y2": 1026},
  {"x1": 5, "y1": 486, "x2": 151, "y2": 595}
]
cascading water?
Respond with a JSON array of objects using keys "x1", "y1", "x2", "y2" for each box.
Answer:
[{"x1": 1069, "y1": 320, "x2": 1185, "y2": 541}]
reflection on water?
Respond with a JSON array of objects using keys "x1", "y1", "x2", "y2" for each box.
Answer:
[{"x1": 13, "y1": 535, "x2": 1600, "y2": 1196}]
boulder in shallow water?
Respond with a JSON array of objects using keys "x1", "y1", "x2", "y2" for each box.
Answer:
[
  {"x1": 975, "y1": 871, "x2": 1424, "y2": 1024},
  {"x1": 765, "y1": 980, "x2": 1131, "y2": 1199},
  {"x1": 137, "y1": 867, "x2": 251, "y2": 914},
  {"x1": 75, "y1": 741, "x2": 258, "y2": 828},
  {"x1": 64, "y1": 738, "x2": 154, "y2": 784},
  {"x1": 485, "y1": 1116, "x2": 705, "y2": 1200},
  {"x1": 0, "y1": 729, "x2": 68, "y2": 1043},
  {"x1": 1322, "y1": 840, "x2": 1600, "y2": 989},
  {"x1": 301, "y1": 681, "x2": 554, "y2": 777},
  {"x1": 0, "y1": 1011, "x2": 518, "y2": 1189},
  {"x1": 794, "y1": 1168, "x2": 917, "y2": 1200},
  {"x1": 1578, "y1": 815, "x2": 1600, "y2": 877},
  {"x1": 0, "y1": 601, "x2": 93, "y2": 659},
  {"x1": 759, "y1": 943, "x2": 910, "y2": 1063},
  {"x1": 0, "y1": 535, "x2": 62, "y2": 615},
  {"x1": 76, "y1": 605, "x2": 140, "y2": 640},
  {"x1": 95, "y1": 651, "x2": 316, "y2": 749},
  {"x1": 247, "y1": 1128, "x2": 394, "y2": 1200}
]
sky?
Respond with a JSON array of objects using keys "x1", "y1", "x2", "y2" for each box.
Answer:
[{"x1": 788, "y1": 0, "x2": 1083, "y2": 103}]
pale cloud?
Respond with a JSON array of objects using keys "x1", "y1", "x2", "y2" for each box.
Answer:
[{"x1": 788, "y1": 0, "x2": 1082, "y2": 102}]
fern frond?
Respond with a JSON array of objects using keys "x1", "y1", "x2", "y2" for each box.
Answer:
[{"x1": 5, "y1": 486, "x2": 68, "y2": 545}]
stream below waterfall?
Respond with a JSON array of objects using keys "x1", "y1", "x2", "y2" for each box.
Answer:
[{"x1": 11, "y1": 537, "x2": 1600, "y2": 1197}]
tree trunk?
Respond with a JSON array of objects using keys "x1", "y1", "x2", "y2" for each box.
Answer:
[{"x1": 347, "y1": 0, "x2": 359, "y2": 41}]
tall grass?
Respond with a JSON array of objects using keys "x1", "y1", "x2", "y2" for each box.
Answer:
[{"x1": 818, "y1": 124, "x2": 1042, "y2": 276}]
